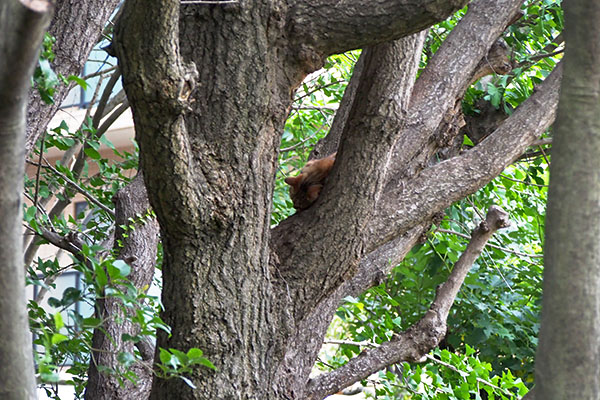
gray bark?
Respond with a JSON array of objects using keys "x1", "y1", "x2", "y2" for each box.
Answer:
[
  {"x1": 85, "y1": 172, "x2": 159, "y2": 400},
  {"x1": 0, "y1": 1, "x2": 53, "y2": 398},
  {"x1": 535, "y1": 1, "x2": 600, "y2": 398}
]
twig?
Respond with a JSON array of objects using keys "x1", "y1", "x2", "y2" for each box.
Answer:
[
  {"x1": 291, "y1": 105, "x2": 338, "y2": 112},
  {"x1": 33, "y1": 130, "x2": 46, "y2": 215},
  {"x1": 294, "y1": 80, "x2": 344, "y2": 102},
  {"x1": 528, "y1": 48, "x2": 564, "y2": 62},
  {"x1": 280, "y1": 121, "x2": 327, "y2": 154},
  {"x1": 82, "y1": 65, "x2": 118, "y2": 80},
  {"x1": 500, "y1": 174, "x2": 548, "y2": 188},
  {"x1": 27, "y1": 160, "x2": 115, "y2": 217},
  {"x1": 538, "y1": 144, "x2": 550, "y2": 165},
  {"x1": 324, "y1": 339, "x2": 379, "y2": 348},
  {"x1": 435, "y1": 228, "x2": 543, "y2": 258},
  {"x1": 23, "y1": 191, "x2": 56, "y2": 232},
  {"x1": 530, "y1": 138, "x2": 552, "y2": 147}
]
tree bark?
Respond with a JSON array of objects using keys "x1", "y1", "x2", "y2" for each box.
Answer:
[
  {"x1": 535, "y1": 1, "x2": 600, "y2": 398},
  {"x1": 0, "y1": 1, "x2": 53, "y2": 398},
  {"x1": 25, "y1": 0, "x2": 121, "y2": 155},
  {"x1": 85, "y1": 172, "x2": 159, "y2": 400}
]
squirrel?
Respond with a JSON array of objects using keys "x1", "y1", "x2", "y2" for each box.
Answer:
[{"x1": 284, "y1": 153, "x2": 336, "y2": 210}]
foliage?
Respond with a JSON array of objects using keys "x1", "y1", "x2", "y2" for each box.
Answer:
[
  {"x1": 33, "y1": 33, "x2": 90, "y2": 105},
  {"x1": 33, "y1": 33, "x2": 59, "y2": 104},
  {"x1": 365, "y1": 348, "x2": 528, "y2": 399},
  {"x1": 25, "y1": 108, "x2": 211, "y2": 398}
]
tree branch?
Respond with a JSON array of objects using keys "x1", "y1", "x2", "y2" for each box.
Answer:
[
  {"x1": 368, "y1": 62, "x2": 562, "y2": 252},
  {"x1": 287, "y1": 0, "x2": 468, "y2": 57},
  {"x1": 389, "y1": 0, "x2": 523, "y2": 179},
  {"x1": 305, "y1": 206, "x2": 510, "y2": 400},
  {"x1": 273, "y1": 33, "x2": 426, "y2": 320},
  {"x1": 115, "y1": 0, "x2": 203, "y2": 228}
]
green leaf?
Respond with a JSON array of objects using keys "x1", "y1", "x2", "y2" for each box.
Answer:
[
  {"x1": 47, "y1": 297, "x2": 62, "y2": 308},
  {"x1": 82, "y1": 317, "x2": 102, "y2": 328},
  {"x1": 67, "y1": 75, "x2": 88, "y2": 90},
  {"x1": 117, "y1": 352, "x2": 136, "y2": 368},
  {"x1": 187, "y1": 348, "x2": 204, "y2": 359},
  {"x1": 24, "y1": 206, "x2": 36, "y2": 222},
  {"x1": 196, "y1": 357, "x2": 216, "y2": 370},
  {"x1": 61, "y1": 287, "x2": 82, "y2": 306},
  {"x1": 170, "y1": 348, "x2": 188, "y2": 364},
  {"x1": 159, "y1": 348, "x2": 173, "y2": 365},
  {"x1": 51, "y1": 333, "x2": 68, "y2": 345},
  {"x1": 40, "y1": 371, "x2": 60, "y2": 382},
  {"x1": 84, "y1": 147, "x2": 101, "y2": 160},
  {"x1": 53, "y1": 312, "x2": 64, "y2": 330},
  {"x1": 112, "y1": 260, "x2": 131, "y2": 277},
  {"x1": 95, "y1": 263, "x2": 108, "y2": 288}
]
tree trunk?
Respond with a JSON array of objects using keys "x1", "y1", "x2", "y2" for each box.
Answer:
[
  {"x1": 85, "y1": 172, "x2": 159, "y2": 400},
  {"x1": 0, "y1": 1, "x2": 53, "y2": 398},
  {"x1": 535, "y1": 1, "x2": 600, "y2": 398}
]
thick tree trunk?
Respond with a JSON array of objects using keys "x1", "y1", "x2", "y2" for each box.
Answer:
[
  {"x1": 535, "y1": 1, "x2": 600, "y2": 398},
  {"x1": 0, "y1": 1, "x2": 53, "y2": 398}
]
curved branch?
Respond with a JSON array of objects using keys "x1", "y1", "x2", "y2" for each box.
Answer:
[
  {"x1": 273, "y1": 33, "x2": 426, "y2": 321},
  {"x1": 305, "y1": 206, "x2": 510, "y2": 400},
  {"x1": 287, "y1": 0, "x2": 468, "y2": 56},
  {"x1": 115, "y1": 0, "x2": 203, "y2": 229},
  {"x1": 389, "y1": 0, "x2": 523, "y2": 178}
]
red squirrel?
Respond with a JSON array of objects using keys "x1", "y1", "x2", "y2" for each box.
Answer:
[{"x1": 284, "y1": 153, "x2": 336, "y2": 210}]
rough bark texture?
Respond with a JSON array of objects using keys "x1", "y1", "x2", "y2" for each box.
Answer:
[
  {"x1": 25, "y1": 0, "x2": 121, "y2": 155},
  {"x1": 85, "y1": 172, "x2": 159, "y2": 400},
  {"x1": 111, "y1": 0, "x2": 563, "y2": 399},
  {"x1": 0, "y1": 1, "x2": 53, "y2": 398},
  {"x1": 535, "y1": 1, "x2": 600, "y2": 398}
]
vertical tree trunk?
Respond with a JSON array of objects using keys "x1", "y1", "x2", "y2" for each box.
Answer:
[
  {"x1": 536, "y1": 1, "x2": 600, "y2": 398},
  {"x1": 0, "y1": 1, "x2": 53, "y2": 398},
  {"x1": 85, "y1": 172, "x2": 159, "y2": 400},
  {"x1": 115, "y1": 1, "x2": 287, "y2": 398}
]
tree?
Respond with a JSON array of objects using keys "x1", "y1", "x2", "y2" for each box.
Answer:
[
  {"x1": 0, "y1": 0, "x2": 53, "y2": 398},
  {"x1": 535, "y1": 1, "x2": 600, "y2": 399},
  {"x1": 16, "y1": 0, "x2": 565, "y2": 399},
  {"x1": 109, "y1": 0, "x2": 559, "y2": 398}
]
